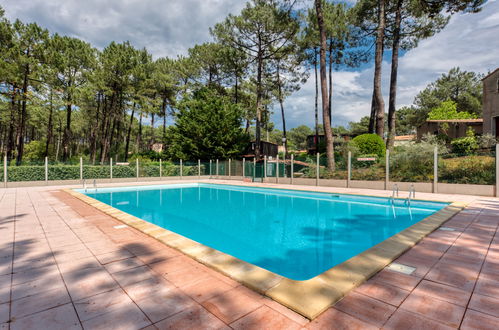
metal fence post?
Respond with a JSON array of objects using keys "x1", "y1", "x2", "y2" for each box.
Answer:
[
  {"x1": 159, "y1": 159, "x2": 162, "y2": 179},
  {"x1": 243, "y1": 158, "x2": 246, "y2": 177},
  {"x1": 385, "y1": 149, "x2": 389, "y2": 190},
  {"x1": 347, "y1": 151, "x2": 351, "y2": 188},
  {"x1": 216, "y1": 159, "x2": 219, "y2": 179},
  {"x1": 433, "y1": 146, "x2": 438, "y2": 193},
  {"x1": 80, "y1": 157, "x2": 83, "y2": 182},
  {"x1": 198, "y1": 159, "x2": 201, "y2": 179},
  {"x1": 180, "y1": 159, "x2": 183, "y2": 179},
  {"x1": 3, "y1": 156, "x2": 6, "y2": 188},
  {"x1": 276, "y1": 154, "x2": 280, "y2": 184},
  {"x1": 229, "y1": 159, "x2": 232, "y2": 179},
  {"x1": 253, "y1": 157, "x2": 256, "y2": 179},
  {"x1": 45, "y1": 157, "x2": 48, "y2": 185},
  {"x1": 136, "y1": 158, "x2": 139, "y2": 181},
  {"x1": 316, "y1": 153, "x2": 320, "y2": 186},
  {"x1": 264, "y1": 156, "x2": 267, "y2": 178},
  {"x1": 110, "y1": 157, "x2": 113, "y2": 181},
  {"x1": 496, "y1": 144, "x2": 499, "y2": 197},
  {"x1": 291, "y1": 154, "x2": 294, "y2": 185}
]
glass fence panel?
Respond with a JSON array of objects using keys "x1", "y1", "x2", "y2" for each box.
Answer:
[{"x1": 439, "y1": 148, "x2": 496, "y2": 185}]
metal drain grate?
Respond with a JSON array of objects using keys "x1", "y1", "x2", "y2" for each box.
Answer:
[
  {"x1": 386, "y1": 262, "x2": 416, "y2": 275},
  {"x1": 439, "y1": 227, "x2": 456, "y2": 231},
  {"x1": 113, "y1": 225, "x2": 128, "y2": 229}
]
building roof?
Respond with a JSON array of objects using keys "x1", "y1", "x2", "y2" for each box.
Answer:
[
  {"x1": 426, "y1": 119, "x2": 483, "y2": 123},
  {"x1": 394, "y1": 135, "x2": 416, "y2": 141},
  {"x1": 481, "y1": 67, "x2": 499, "y2": 81}
]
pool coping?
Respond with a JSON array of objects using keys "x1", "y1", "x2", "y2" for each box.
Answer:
[{"x1": 64, "y1": 182, "x2": 467, "y2": 320}]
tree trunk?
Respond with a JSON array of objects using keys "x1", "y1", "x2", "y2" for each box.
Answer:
[
  {"x1": 7, "y1": 86, "x2": 17, "y2": 162},
  {"x1": 136, "y1": 111, "x2": 143, "y2": 153},
  {"x1": 315, "y1": 0, "x2": 335, "y2": 171},
  {"x1": 45, "y1": 89, "x2": 54, "y2": 158},
  {"x1": 314, "y1": 48, "x2": 319, "y2": 153},
  {"x1": 386, "y1": 0, "x2": 402, "y2": 148},
  {"x1": 254, "y1": 44, "x2": 263, "y2": 160},
  {"x1": 124, "y1": 104, "x2": 135, "y2": 162},
  {"x1": 276, "y1": 62, "x2": 288, "y2": 159},
  {"x1": 162, "y1": 98, "x2": 167, "y2": 144},
  {"x1": 371, "y1": 0, "x2": 386, "y2": 138},
  {"x1": 16, "y1": 64, "x2": 30, "y2": 166},
  {"x1": 328, "y1": 37, "x2": 333, "y2": 127},
  {"x1": 62, "y1": 84, "x2": 73, "y2": 162}
]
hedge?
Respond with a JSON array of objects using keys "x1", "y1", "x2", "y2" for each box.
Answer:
[{"x1": 0, "y1": 164, "x2": 200, "y2": 182}]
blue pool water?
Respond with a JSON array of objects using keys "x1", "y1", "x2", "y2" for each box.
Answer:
[{"x1": 80, "y1": 183, "x2": 447, "y2": 280}]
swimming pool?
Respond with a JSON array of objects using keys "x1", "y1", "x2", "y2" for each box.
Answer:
[{"x1": 80, "y1": 183, "x2": 448, "y2": 280}]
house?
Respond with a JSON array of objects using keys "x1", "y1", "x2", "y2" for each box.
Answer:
[
  {"x1": 482, "y1": 68, "x2": 499, "y2": 137},
  {"x1": 244, "y1": 140, "x2": 278, "y2": 159},
  {"x1": 417, "y1": 119, "x2": 483, "y2": 140},
  {"x1": 306, "y1": 134, "x2": 352, "y2": 154}
]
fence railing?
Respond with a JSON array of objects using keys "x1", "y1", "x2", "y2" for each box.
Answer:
[{"x1": 2, "y1": 144, "x2": 499, "y2": 196}]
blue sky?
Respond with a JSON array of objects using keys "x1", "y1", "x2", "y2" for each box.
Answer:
[{"x1": 3, "y1": 0, "x2": 499, "y2": 129}]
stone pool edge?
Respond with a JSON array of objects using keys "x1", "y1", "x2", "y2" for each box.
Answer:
[{"x1": 64, "y1": 186, "x2": 466, "y2": 320}]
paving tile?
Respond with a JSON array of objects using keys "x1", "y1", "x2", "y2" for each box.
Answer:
[
  {"x1": 12, "y1": 254, "x2": 56, "y2": 273},
  {"x1": 333, "y1": 292, "x2": 396, "y2": 327},
  {"x1": 74, "y1": 288, "x2": 134, "y2": 321},
  {"x1": 134, "y1": 248, "x2": 181, "y2": 265},
  {"x1": 11, "y1": 286, "x2": 72, "y2": 319},
  {"x1": 393, "y1": 253, "x2": 437, "y2": 278},
  {"x1": 134, "y1": 287, "x2": 196, "y2": 323},
  {"x1": 411, "y1": 280, "x2": 471, "y2": 307},
  {"x1": 0, "y1": 256, "x2": 12, "y2": 276},
  {"x1": 95, "y1": 250, "x2": 134, "y2": 265},
  {"x1": 162, "y1": 264, "x2": 211, "y2": 288},
  {"x1": 81, "y1": 303, "x2": 150, "y2": 330},
  {"x1": 11, "y1": 275, "x2": 66, "y2": 300},
  {"x1": 229, "y1": 305, "x2": 301, "y2": 330},
  {"x1": 0, "y1": 285, "x2": 9, "y2": 305},
  {"x1": 0, "y1": 303, "x2": 8, "y2": 324},
  {"x1": 383, "y1": 309, "x2": 454, "y2": 330},
  {"x1": 425, "y1": 261, "x2": 479, "y2": 291},
  {"x1": 155, "y1": 304, "x2": 230, "y2": 329},
  {"x1": 262, "y1": 298, "x2": 309, "y2": 326},
  {"x1": 10, "y1": 303, "x2": 81, "y2": 330},
  {"x1": 202, "y1": 286, "x2": 263, "y2": 324},
  {"x1": 62, "y1": 267, "x2": 119, "y2": 301},
  {"x1": 57, "y1": 256, "x2": 102, "y2": 274},
  {"x1": 308, "y1": 308, "x2": 378, "y2": 330},
  {"x1": 461, "y1": 309, "x2": 499, "y2": 330},
  {"x1": 354, "y1": 280, "x2": 410, "y2": 307},
  {"x1": 123, "y1": 278, "x2": 174, "y2": 301},
  {"x1": 103, "y1": 257, "x2": 145, "y2": 274},
  {"x1": 468, "y1": 293, "x2": 499, "y2": 318},
  {"x1": 148, "y1": 256, "x2": 197, "y2": 277},
  {"x1": 399, "y1": 292, "x2": 465, "y2": 328},
  {"x1": 112, "y1": 265, "x2": 158, "y2": 287},
  {"x1": 180, "y1": 275, "x2": 235, "y2": 303},
  {"x1": 11, "y1": 263, "x2": 60, "y2": 285},
  {"x1": 371, "y1": 269, "x2": 421, "y2": 291}
]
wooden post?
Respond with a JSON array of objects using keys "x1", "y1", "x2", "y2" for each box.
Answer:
[
  {"x1": 347, "y1": 151, "x2": 351, "y2": 188},
  {"x1": 385, "y1": 149, "x2": 389, "y2": 190},
  {"x1": 316, "y1": 153, "x2": 320, "y2": 186},
  {"x1": 433, "y1": 147, "x2": 438, "y2": 193},
  {"x1": 198, "y1": 159, "x2": 201, "y2": 179},
  {"x1": 45, "y1": 157, "x2": 48, "y2": 185},
  {"x1": 276, "y1": 154, "x2": 279, "y2": 184},
  {"x1": 80, "y1": 157, "x2": 83, "y2": 182},
  {"x1": 110, "y1": 157, "x2": 113, "y2": 181},
  {"x1": 290, "y1": 154, "x2": 294, "y2": 185}
]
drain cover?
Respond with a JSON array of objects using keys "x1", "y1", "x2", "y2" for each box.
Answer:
[
  {"x1": 113, "y1": 225, "x2": 128, "y2": 229},
  {"x1": 386, "y1": 262, "x2": 416, "y2": 275},
  {"x1": 439, "y1": 227, "x2": 456, "y2": 231}
]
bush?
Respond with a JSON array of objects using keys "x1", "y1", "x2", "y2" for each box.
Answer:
[
  {"x1": 451, "y1": 136, "x2": 478, "y2": 155},
  {"x1": 390, "y1": 142, "x2": 441, "y2": 182},
  {"x1": 440, "y1": 156, "x2": 495, "y2": 184},
  {"x1": 352, "y1": 134, "x2": 385, "y2": 158}
]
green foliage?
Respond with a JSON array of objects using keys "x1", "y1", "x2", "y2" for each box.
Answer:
[
  {"x1": 352, "y1": 134, "x2": 385, "y2": 158},
  {"x1": 427, "y1": 100, "x2": 477, "y2": 120},
  {"x1": 440, "y1": 156, "x2": 494, "y2": 185},
  {"x1": 23, "y1": 141, "x2": 46, "y2": 161},
  {"x1": 450, "y1": 135, "x2": 479, "y2": 156},
  {"x1": 167, "y1": 88, "x2": 249, "y2": 160}
]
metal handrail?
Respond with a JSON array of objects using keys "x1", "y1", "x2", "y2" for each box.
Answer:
[
  {"x1": 390, "y1": 184, "x2": 399, "y2": 204},
  {"x1": 405, "y1": 184, "x2": 416, "y2": 206}
]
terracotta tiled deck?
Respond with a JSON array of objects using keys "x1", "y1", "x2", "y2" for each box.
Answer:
[{"x1": 0, "y1": 181, "x2": 498, "y2": 329}]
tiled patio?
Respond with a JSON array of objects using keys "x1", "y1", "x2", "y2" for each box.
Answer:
[{"x1": 0, "y1": 182, "x2": 498, "y2": 329}]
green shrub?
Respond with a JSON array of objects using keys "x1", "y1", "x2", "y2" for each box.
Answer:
[
  {"x1": 440, "y1": 156, "x2": 494, "y2": 184},
  {"x1": 352, "y1": 134, "x2": 385, "y2": 158},
  {"x1": 451, "y1": 136, "x2": 478, "y2": 155},
  {"x1": 390, "y1": 142, "x2": 440, "y2": 182}
]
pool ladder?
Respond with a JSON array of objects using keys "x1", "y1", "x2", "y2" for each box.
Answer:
[
  {"x1": 390, "y1": 184, "x2": 399, "y2": 204},
  {"x1": 82, "y1": 179, "x2": 97, "y2": 192},
  {"x1": 405, "y1": 184, "x2": 416, "y2": 206}
]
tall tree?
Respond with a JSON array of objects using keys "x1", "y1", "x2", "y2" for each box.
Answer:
[
  {"x1": 315, "y1": 0, "x2": 335, "y2": 170},
  {"x1": 212, "y1": 0, "x2": 299, "y2": 159}
]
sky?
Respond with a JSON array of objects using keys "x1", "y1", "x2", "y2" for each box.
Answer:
[{"x1": 2, "y1": 0, "x2": 499, "y2": 129}]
